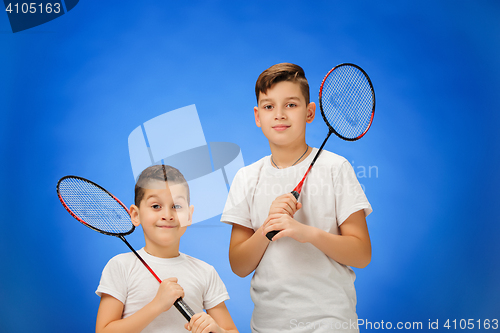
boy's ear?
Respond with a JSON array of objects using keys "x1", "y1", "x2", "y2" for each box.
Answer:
[
  {"x1": 187, "y1": 205, "x2": 194, "y2": 227},
  {"x1": 306, "y1": 102, "x2": 316, "y2": 123},
  {"x1": 181, "y1": 205, "x2": 194, "y2": 227},
  {"x1": 254, "y1": 106, "x2": 262, "y2": 128},
  {"x1": 129, "y1": 205, "x2": 141, "y2": 227}
]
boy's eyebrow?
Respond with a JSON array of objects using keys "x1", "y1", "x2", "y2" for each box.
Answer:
[
  {"x1": 172, "y1": 194, "x2": 187, "y2": 202},
  {"x1": 144, "y1": 193, "x2": 160, "y2": 201},
  {"x1": 259, "y1": 98, "x2": 273, "y2": 104},
  {"x1": 144, "y1": 193, "x2": 187, "y2": 202},
  {"x1": 259, "y1": 96, "x2": 301, "y2": 104}
]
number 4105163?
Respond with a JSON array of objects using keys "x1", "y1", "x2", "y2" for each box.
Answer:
[
  {"x1": 444, "y1": 319, "x2": 498, "y2": 330},
  {"x1": 5, "y1": 3, "x2": 61, "y2": 14}
]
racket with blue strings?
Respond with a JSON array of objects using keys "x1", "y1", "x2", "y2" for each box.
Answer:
[
  {"x1": 56, "y1": 175, "x2": 195, "y2": 321},
  {"x1": 266, "y1": 63, "x2": 375, "y2": 240}
]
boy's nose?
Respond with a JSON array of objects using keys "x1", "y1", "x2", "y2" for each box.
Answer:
[
  {"x1": 162, "y1": 209, "x2": 175, "y2": 220},
  {"x1": 275, "y1": 107, "x2": 286, "y2": 119}
]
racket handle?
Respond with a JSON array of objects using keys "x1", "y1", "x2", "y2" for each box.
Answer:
[
  {"x1": 265, "y1": 230, "x2": 280, "y2": 241},
  {"x1": 265, "y1": 190, "x2": 301, "y2": 241},
  {"x1": 174, "y1": 298, "x2": 195, "y2": 321}
]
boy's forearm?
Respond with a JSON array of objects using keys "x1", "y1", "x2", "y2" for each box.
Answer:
[
  {"x1": 97, "y1": 300, "x2": 163, "y2": 333},
  {"x1": 307, "y1": 227, "x2": 371, "y2": 268},
  {"x1": 229, "y1": 225, "x2": 270, "y2": 277},
  {"x1": 221, "y1": 328, "x2": 239, "y2": 333}
]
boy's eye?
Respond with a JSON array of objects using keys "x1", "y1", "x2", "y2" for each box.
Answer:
[
  {"x1": 173, "y1": 204, "x2": 182, "y2": 209},
  {"x1": 263, "y1": 105, "x2": 273, "y2": 110},
  {"x1": 286, "y1": 103, "x2": 296, "y2": 108},
  {"x1": 151, "y1": 204, "x2": 161, "y2": 209}
]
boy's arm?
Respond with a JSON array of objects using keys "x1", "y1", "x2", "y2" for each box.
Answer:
[
  {"x1": 309, "y1": 210, "x2": 371, "y2": 268},
  {"x1": 185, "y1": 302, "x2": 238, "y2": 333},
  {"x1": 96, "y1": 294, "x2": 163, "y2": 333},
  {"x1": 263, "y1": 208, "x2": 371, "y2": 268},
  {"x1": 96, "y1": 277, "x2": 184, "y2": 333},
  {"x1": 228, "y1": 223, "x2": 270, "y2": 277}
]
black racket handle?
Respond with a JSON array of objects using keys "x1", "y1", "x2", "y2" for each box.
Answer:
[
  {"x1": 176, "y1": 299, "x2": 214, "y2": 333},
  {"x1": 174, "y1": 298, "x2": 195, "y2": 321},
  {"x1": 265, "y1": 191, "x2": 299, "y2": 241}
]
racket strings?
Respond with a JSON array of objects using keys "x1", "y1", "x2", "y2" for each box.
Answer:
[
  {"x1": 58, "y1": 178, "x2": 132, "y2": 235},
  {"x1": 321, "y1": 65, "x2": 374, "y2": 140}
]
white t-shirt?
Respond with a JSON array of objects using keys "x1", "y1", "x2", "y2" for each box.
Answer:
[
  {"x1": 221, "y1": 148, "x2": 372, "y2": 333},
  {"x1": 96, "y1": 249, "x2": 229, "y2": 333}
]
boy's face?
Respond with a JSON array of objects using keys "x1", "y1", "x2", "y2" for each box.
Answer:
[
  {"x1": 130, "y1": 181, "x2": 193, "y2": 255},
  {"x1": 254, "y1": 81, "x2": 315, "y2": 148}
]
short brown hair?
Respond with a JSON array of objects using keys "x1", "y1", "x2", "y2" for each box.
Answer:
[
  {"x1": 255, "y1": 63, "x2": 310, "y2": 105},
  {"x1": 134, "y1": 165, "x2": 190, "y2": 206}
]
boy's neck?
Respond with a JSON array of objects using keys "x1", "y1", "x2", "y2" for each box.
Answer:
[
  {"x1": 144, "y1": 242, "x2": 180, "y2": 259},
  {"x1": 269, "y1": 141, "x2": 311, "y2": 169}
]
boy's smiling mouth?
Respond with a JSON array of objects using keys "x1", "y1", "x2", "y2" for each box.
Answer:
[
  {"x1": 156, "y1": 224, "x2": 177, "y2": 228},
  {"x1": 272, "y1": 124, "x2": 290, "y2": 131}
]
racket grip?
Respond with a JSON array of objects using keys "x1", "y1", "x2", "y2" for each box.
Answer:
[
  {"x1": 265, "y1": 190, "x2": 301, "y2": 241},
  {"x1": 174, "y1": 297, "x2": 195, "y2": 321},
  {"x1": 265, "y1": 230, "x2": 279, "y2": 241}
]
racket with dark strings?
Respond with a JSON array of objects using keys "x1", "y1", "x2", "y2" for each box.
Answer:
[
  {"x1": 266, "y1": 63, "x2": 375, "y2": 240},
  {"x1": 56, "y1": 175, "x2": 195, "y2": 321}
]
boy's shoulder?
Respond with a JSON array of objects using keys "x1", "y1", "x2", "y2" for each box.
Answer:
[
  {"x1": 182, "y1": 253, "x2": 216, "y2": 271},
  {"x1": 241, "y1": 154, "x2": 269, "y2": 171},
  {"x1": 105, "y1": 251, "x2": 140, "y2": 268},
  {"x1": 230, "y1": 153, "x2": 269, "y2": 181},
  {"x1": 315, "y1": 148, "x2": 349, "y2": 167},
  {"x1": 180, "y1": 254, "x2": 221, "y2": 283}
]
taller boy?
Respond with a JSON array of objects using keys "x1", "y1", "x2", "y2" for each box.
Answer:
[{"x1": 221, "y1": 63, "x2": 372, "y2": 332}]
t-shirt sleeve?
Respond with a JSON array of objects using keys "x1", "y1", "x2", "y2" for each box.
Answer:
[
  {"x1": 334, "y1": 160, "x2": 373, "y2": 226},
  {"x1": 203, "y1": 266, "x2": 230, "y2": 310},
  {"x1": 95, "y1": 257, "x2": 127, "y2": 304},
  {"x1": 220, "y1": 168, "x2": 253, "y2": 229}
]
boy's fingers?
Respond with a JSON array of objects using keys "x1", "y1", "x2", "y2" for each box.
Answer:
[
  {"x1": 271, "y1": 206, "x2": 292, "y2": 217},
  {"x1": 189, "y1": 313, "x2": 203, "y2": 327},
  {"x1": 191, "y1": 313, "x2": 209, "y2": 333},
  {"x1": 263, "y1": 214, "x2": 281, "y2": 230},
  {"x1": 263, "y1": 214, "x2": 280, "y2": 227},
  {"x1": 280, "y1": 192, "x2": 296, "y2": 202},
  {"x1": 262, "y1": 217, "x2": 270, "y2": 231},
  {"x1": 272, "y1": 232, "x2": 285, "y2": 242},
  {"x1": 263, "y1": 217, "x2": 284, "y2": 235},
  {"x1": 286, "y1": 193, "x2": 298, "y2": 205}
]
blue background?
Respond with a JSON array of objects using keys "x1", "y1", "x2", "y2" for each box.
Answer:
[{"x1": 1, "y1": 1, "x2": 499, "y2": 332}]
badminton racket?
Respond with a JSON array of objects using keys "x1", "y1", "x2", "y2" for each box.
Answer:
[
  {"x1": 266, "y1": 63, "x2": 375, "y2": 240},
  {"x1": 56, "y1": 175, "x2": 195, "y2": 321}
]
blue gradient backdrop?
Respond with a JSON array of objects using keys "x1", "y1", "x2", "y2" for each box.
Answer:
[{"x1": 1, "y1": 1, "x2": 499, "y2": 332}]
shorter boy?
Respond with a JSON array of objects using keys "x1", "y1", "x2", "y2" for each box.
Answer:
[{"x1": 96, "y1": 165, "x2": 238, "y2": 333}]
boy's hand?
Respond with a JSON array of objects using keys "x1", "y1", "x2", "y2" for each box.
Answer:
[
  {"x1": 262, "y1": 213, "x2": 313, "y2": 243},
  {"x1": 184, "y1": 312, "x2": 222, "y2": 333},
  {"x1": 267, "y1": 193, "x2": 302, "y2": 218},
  {"x1": 152, "y1": 277, "x2": 185, "y2": 313}
]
